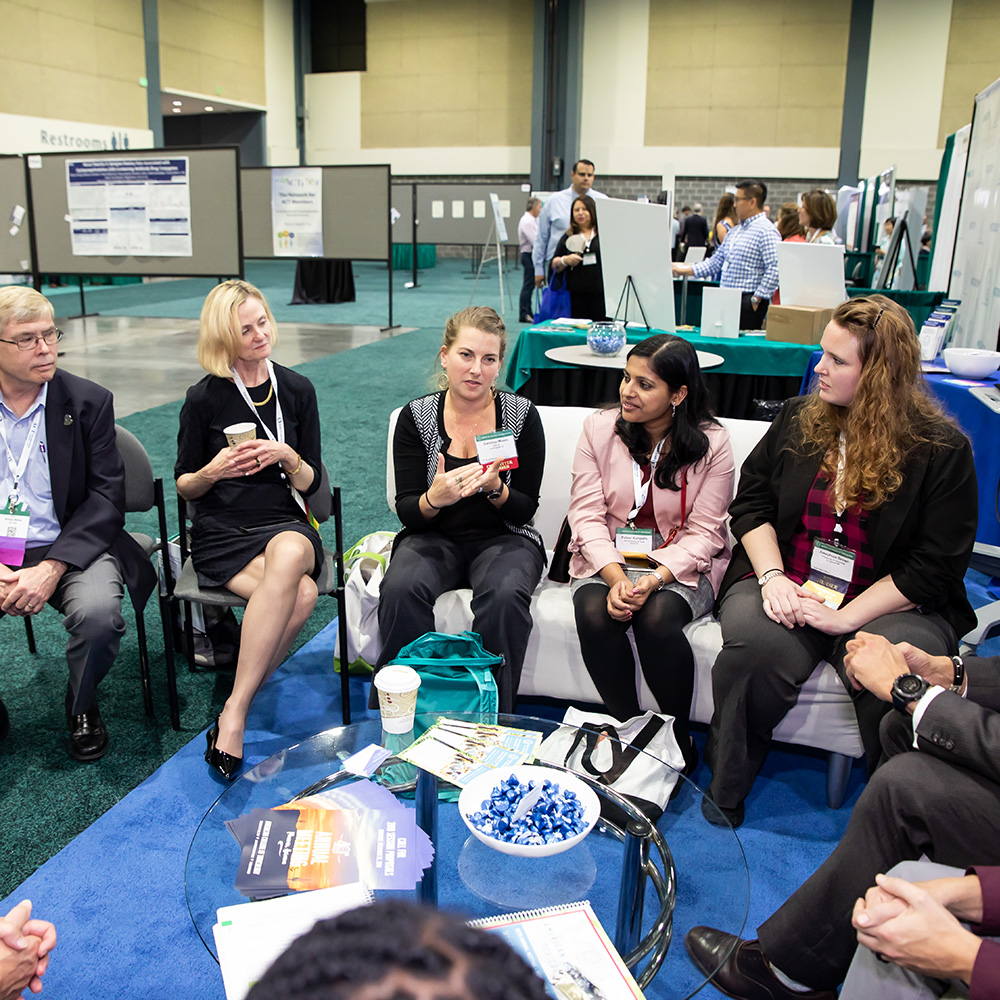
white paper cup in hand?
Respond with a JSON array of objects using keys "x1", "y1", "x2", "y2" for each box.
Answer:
[
  {"x1": 373, "y1": 665, "x2": 421, "y2": 733},
  {"x1": 223, "y1": 422, "x2": 257, "y2": 447}
]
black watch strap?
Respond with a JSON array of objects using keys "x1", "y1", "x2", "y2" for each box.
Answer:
[
  {"x1": 891, "y1": 673, "x2": 930, "y2": 714},
  {"x1": 951, "y1": 655, "x2": 965, "y2": 692}
]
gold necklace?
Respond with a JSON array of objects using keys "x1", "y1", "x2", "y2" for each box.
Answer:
[{"x1": 252, "y1": 383, "x2": 273, "y2": 407}]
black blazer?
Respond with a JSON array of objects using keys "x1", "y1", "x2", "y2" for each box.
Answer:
[
  {"x1": 718, "y1": 396, "x2": 978, "y2": 639},
  {"x1": 43, "y1": 370, "x2": 156, "y2": 608}
]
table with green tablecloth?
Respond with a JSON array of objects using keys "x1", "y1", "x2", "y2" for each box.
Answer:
[{"x1": 506, "y1": 324, "x2": 819, "y2": 418}]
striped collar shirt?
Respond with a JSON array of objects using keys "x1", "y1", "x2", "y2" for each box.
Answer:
[{"x1": 692, "y1": 211, "x2": 780, "y2": 299}]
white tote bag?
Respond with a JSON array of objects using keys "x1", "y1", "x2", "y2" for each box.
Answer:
[
  {"x1": 537, "y1": 707, "x2": 684, "y2": 818},
  {"x1": 343, "y1": 531, "x2": 396, "y2": 665}
]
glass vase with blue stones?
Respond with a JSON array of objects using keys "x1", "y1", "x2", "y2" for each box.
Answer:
[{"x1": 586, "y1": 320, "x2": 626, "y2": 357}]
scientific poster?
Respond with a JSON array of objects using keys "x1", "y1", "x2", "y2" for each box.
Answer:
[
  {"x1": 271, "y1": 167, "x2": 323, "y2": 257},
  {"x1": 66, "y1": 157, "x2": 192, "y2": 256}
]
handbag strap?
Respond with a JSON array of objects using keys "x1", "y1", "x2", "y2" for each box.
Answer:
[{"x1": 564, "y1": 717, "x2": 666, "y2": 785}]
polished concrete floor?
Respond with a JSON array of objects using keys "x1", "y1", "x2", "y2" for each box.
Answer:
[{"x1": 53, "y1": 314, "x2": 411, "y2": 417}]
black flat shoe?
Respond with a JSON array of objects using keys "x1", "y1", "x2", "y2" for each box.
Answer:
[
  {"x1": 701, "y1": 789, "x2": 744, "y2": 829},
  {"x1": 205, "y1": 719, "x2": 242, "y2": 781}
]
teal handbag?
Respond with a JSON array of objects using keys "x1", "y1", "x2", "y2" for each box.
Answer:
[
  {"x1": 392, "y1": 630, "x2": 500, "y2": 720},
  {"x1": 385, "y1": 631, "x2": 501, "y2": 800}
]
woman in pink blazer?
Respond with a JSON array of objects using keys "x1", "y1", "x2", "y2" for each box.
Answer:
[{"x1": 567, "y1": 335, "x2": 735, "y2": 774}]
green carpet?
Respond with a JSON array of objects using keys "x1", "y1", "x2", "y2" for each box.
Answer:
[{"x1": 1, "y1": 258, "x2": 532, "y2": 897}]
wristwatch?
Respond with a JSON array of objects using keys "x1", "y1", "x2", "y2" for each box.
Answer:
[
  {"x1": 750, "y1": 295, "x2": 761, "y2": 309},
  {"x1": 485, "y1": 486, "x2": 503, "y2": 501},
  {"x1": 891, "y1": 673, "x2": 930, "y2": 714},
  {"x1": 950, "y1": 654, "x2": 965, "y2": 693}
]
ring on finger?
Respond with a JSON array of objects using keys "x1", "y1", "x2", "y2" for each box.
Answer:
[{"x1": 456, "y1": 475, "x2": 463, "y2": 485}]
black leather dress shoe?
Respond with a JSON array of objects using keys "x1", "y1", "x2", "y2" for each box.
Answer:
[
  {"x1": 685, "y1": 927, "x2": 836, "y2": 1000},
  {"x1": 701, "y1": 790, "x2": 744, "y2": 829},
  {"x1": 0, "y1": 696, "x2": 9, "y2": 743},
  {"x1": 68, "y1": 705, "x2": 109, "y2": 761}
]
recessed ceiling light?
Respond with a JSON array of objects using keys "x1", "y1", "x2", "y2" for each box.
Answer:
[
  {"x1": 172, "y1": 107, "x2": 181, "y2": 113},
  {"x1": 204, "y1": 105, "x2": 214, "y2": 112},
  {"x1": 172, "y1": 100, "x2": 182, "y2": 106}
]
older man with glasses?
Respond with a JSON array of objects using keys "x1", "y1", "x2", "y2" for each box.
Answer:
[{"x1": 0, "y1": 285, "x2": 155, "y2": 760}]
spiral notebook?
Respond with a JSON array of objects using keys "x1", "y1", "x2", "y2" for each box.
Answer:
[{"x1": 469, "y1": 899, "x2": 644, "y2": 999}]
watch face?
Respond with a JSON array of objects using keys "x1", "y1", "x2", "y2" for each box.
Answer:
[{"x1": 897, "y1": 674, "x2": 925, "y2": 696}]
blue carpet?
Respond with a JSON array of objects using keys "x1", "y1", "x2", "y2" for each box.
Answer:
[{"x1": 4, "y1": 592, "x2": 999, "y2": 999}]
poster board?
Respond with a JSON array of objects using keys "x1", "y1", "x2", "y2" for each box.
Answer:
[
  {"x1": 28, "y1": 146, "x2": 241, "y2": 277},
  {"x1": 950, "y1": 76, "x2": 1000, "y2": 350},
  {"x1": 932, "y1": 124, "x2": 971, "y2": 294},
  {"x1": 0, "y1": 155, "x2": 32, "y2": 274},
  {"x1": 389, "y1": 184, "x2": 527, "y2": 246},
  {"x1": 598, "y1": 198, "x2": 676, "y2": 331},
  {"x1": 241, "y1": 165, "x2": 390, "y2": 260}
]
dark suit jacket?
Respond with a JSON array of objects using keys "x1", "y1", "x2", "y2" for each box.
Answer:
[
  {"x1": 917, "y1": 672, "x2": 1000, "y2": 999},
  {"x1": 681, "y1": 213, "x2": 709, "y2": 248},
  {"x1": 718, "y1": 396, "x2": 978, "y2": 638},
  {"x1": 41, "y1": 370, "x2": 156, "y2": 608}
]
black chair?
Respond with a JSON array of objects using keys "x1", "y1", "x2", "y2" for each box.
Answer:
[
  {"x1": 22, "y1": 425, "x2": 179, "y2": 727},
  {"x1": 162, "y1": 467, "x2": 351, "y2": 725}
]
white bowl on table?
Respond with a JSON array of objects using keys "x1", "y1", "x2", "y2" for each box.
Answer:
[
  {"x1": 942, "y1": 348, "x2": 1000, "y2": 379},
  {"x1": 457, "y1": 764, "x2": 600, "y2": 857}
]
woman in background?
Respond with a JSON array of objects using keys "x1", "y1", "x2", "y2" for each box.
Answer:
[
  {"x1": 568, "y1": 335, "x2": 734, "y2": 774},
  {"x1": 776, "y1": 202, "x2": 806, "y2": 242},
  {"x1": 710, "y1": 193, "x2": 738, "y2": 250},
  {"x1": 799, "y1": 189, "x2": 838, "y2": 244},
  {"x1": 176, "y1": 280, "x2": 324, "y2": 780},
  {"x1": 374, "y1": 306, "x2": 546, "y2": 712},
  {"x1": 550, "y1": 195, "x2": 606, "y2": 321}
]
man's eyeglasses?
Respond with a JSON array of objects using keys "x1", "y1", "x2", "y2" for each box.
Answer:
[{"x1": 0, "y1": 329, "x2": 64, "y2": 351}]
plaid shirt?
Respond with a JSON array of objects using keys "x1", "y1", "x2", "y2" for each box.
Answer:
[
  {"x1": 692, "y1": 211, "x2": 780, "y2": 299},
  {"x1": 785, "y1": 472, "x2": 875, "y2": 602}
]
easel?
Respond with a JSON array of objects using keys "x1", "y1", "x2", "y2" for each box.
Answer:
[
  {"x1": 613, "y1": 275, "x2": 651, "y2": 331},
  {"x1": 874, "y1": 214, "x2": 923, "y2": 292},
  {"x1": 469, "y1": 194, "x2": 513, "y2": 316}
]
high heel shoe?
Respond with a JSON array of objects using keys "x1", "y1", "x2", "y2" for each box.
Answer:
[{"x1": 205, "y1": 718, "x2": 243, "y2": 781}]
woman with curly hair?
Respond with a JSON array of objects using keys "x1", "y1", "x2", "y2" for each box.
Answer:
[{"x1": 703, "y1": 295, "x2": 977, "y2": 828}]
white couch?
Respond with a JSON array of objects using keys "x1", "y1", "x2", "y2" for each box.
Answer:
[{"x1": 386, "y1": 406, "x2": 863, "y2": 807}]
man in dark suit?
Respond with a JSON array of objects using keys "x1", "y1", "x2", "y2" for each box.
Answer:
[
  {"x1": 0, "y1": 286, "x2": 155, "y2": 760},
  {"x1": 680, "y1": 202, "x2": 710, "y2": 250},
  {"x1": 686, "y1": 630, "x2": 1000, "y2": 999}
]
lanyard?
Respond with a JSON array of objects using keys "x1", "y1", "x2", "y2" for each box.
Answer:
[
  {"x1": 0, "y1": 405, "x2": 43, "y2": 507},
  {"x1": 231, "y1": 361, "x2": 284, "y2": 444},
  {"x1": 230, "y1": 362, "x2": 309, "y2": 520},
  {"x1": 628, "y1": 438, "x2": 665, "y2": 522}
]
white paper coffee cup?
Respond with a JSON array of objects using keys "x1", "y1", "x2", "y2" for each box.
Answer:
[
  {"x1": 373, "y1": 665, "x2": 421, "y2": 734},
  {"x1": 224, "y1": 422, "x2": 257, "y2": 447}
]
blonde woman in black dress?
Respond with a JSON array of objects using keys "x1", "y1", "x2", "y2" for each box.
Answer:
[{"x1": 176, "y1": 280, "x2": 324, "y2": 780}]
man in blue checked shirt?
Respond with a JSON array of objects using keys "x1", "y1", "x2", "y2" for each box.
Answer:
[{"x1": 673, "y1": 179, "x2": 779, "y2": 330}]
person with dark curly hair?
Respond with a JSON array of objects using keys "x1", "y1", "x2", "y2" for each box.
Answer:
[
  {"x1": 703, "y1": 294, "x2": 978, "y2": 828},
  {"x1": 246, "y1": 900, "x2": 551, "y2": 1000}
]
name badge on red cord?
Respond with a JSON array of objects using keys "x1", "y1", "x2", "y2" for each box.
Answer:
[{"x1": 802, "y1": 538, "x2": 856, "y2": 609}]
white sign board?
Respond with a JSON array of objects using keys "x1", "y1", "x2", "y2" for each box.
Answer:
[
  {"x1": 65, "y1": 156, "x2": 192, "y2": 256},
  {"x1": 489, "y1": 192, "x2": 508, "y2": 242},
  {"x1": 700, "y1": 287, "x2": 742, "y2": 338},
  {"x1": 598, "y1": 198, "x2": 676, "y2": 331},
  {"x1": 776, "y1": 243, "x2": 847, "y2": 308},
  {"x1": 271, "y1": 167, "x2": 323, "y2": 257}
]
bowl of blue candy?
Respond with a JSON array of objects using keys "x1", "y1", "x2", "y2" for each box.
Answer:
[
  {"x1": 458, "y1": 765, "x2": 600, "y2": 857},
  {"x1": 586, "y1": 321, "x2": 627, "y2": 357}
]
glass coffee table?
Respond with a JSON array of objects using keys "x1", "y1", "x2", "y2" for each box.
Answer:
[{"x1": 186, "y1": 712, "x2": 749, "y2": 998}]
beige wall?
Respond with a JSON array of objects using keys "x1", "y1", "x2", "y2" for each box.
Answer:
[
  {"x1": 159, "y1": 0, "x2": 266, "y2": 106},
  {"x1": 939, "y1": 0, "x2": 1000, "y2": 144},
  {"x1": 645, "y1": 0, "x2": 850, "y2": 148},
  {"x1": 361, "y1": 0, "x2": 533, "y2": 149},
  {"x1": 0, "y1": 0, "x2": 147, "y2": 127}
]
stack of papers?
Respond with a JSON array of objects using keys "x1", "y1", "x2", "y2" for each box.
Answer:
[
  {"x1": 397, "y1": 719, "x2": 542, "y2": 787},
  {"x1": 214, "y1": 882, "x2": 372, "y2": 1000}
]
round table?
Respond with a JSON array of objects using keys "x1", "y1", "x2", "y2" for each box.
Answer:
[
  {"x1": 545, "y1": 343, "x2": 725, "y2": 370},
  {"x1": 186, "y1": 712, "x2": 749, "y2": 999}
]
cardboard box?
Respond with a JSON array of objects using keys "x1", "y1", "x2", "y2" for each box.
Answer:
[{"x1": 765, "y1": 304, "x2": 835, "y2": 345}]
